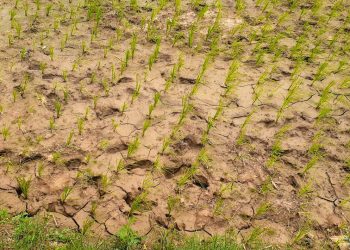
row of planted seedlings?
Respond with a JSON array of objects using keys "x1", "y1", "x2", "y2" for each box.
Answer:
[{"x1": 109, "y1": 1, "x2": 227, "y2": 234}]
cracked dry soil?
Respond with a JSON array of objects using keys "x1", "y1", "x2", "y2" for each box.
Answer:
[{"x1": 1, "y1": 0, "x2": 350, "y2": 248}]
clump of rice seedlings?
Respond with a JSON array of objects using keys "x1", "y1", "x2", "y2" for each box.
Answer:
[
  {"x1": 120, "y1": 49, "x2": 130, "y2": 74},
  {"x1": 303, "y1": 132, "x2": 324, "y2": 174},
  {"x1": 49, "y1": 46, "x2": 54, "y2": 61},
  {"x1": 197, "y1": 148, "x2": 211, "y2": 168},
  {"x1": 16, "y1": 176, "x2": 31, "y2": 199},
  {"x1": 39, "y1": 62, "x2": 47, "y2": 75},
  {"x1": 98, "y1": 139, "x2": 110, "y2": 151},
  {"x1": 167, "y1": 195, "x2": 181, "y2": 216},
  {"x1": 148, "y1": 38, "x2": 161, "y2": 71},
  {"x1": 81, "y1": 40, "x2": 88, "y2": 55},
  {"x1": 62, "y1": 70, "x2": 68, "y2": 82},
  {"x1": 93, "y1": 95, "x2": 99, "y2": 109},
  {"x1": 298, "y1": 181, "x2": 313, "y2": 198},
  {"x1": 235, "y1": 0, "x2": 246, "y2": 13},
  {"x1": 121, "y1": 101, "x2": 128, "y2": 114},
  {"x1": 276, "y1": 78, "x2": 302, "y2": 122},
  {"x1": 236, "y1": 110, "x2": 254, "y2": 145},
  {"x1": 66, "y1": 130, "x2": 74, "y2": 146},
  {"x1": 188, "y1": 24, "x2": 196, "y2": 48},
  {"x1": 1, "y1": 126, "x2": 10, "y2": 141},
  {"x1": 316, "y1": 81, "x2": 335, "y2": 109},
  {"x1": 130, "y1": 33, "x2": 137, "y2": 59},
  {"x1": 312, "y1": 62, "x2": 328, "y2": 85},
  {"x1": 81, "y1": 218, "x2": 94, "y2": 235},
  {"x1": 292, "y1": 224, "x2": 310, "y2": 244},
  {"x1": 111, "y1": 118, "x2": 119, "y2": 132},
  {"x1": 36, "y1": 161, "x2": 44, "y2": 177},
  {"x1": 114, "y1": 159, "x2": 126, "y2": 174},
  {"x1": 127, "y1": 136, "x2": 140, "y2": 157},
  {"x1": 177, "y1": 96, "x2": 192, "y2": 125},
  {"x1": 77, "y1": 117, "x2": 85, "y2": 135},
  {"x1": 254, "y1": 202, "x2": 271, "y2": 218},
  {"x1": 142, "y1": 119, "x2": 151, "y2": 137},
  {"x1": 165, "y1": 55, "x2": 184, "y2": 92},
  {"x1": 161, "y1": 137, "x2": 171, "y2": 154},
  {"x1": 54, "y1": 100, "x2": 62, "y2": 118},
  {"x1": 129, "y1": 175, "x2": 154, "y2": 215},
  {"x1": 52, "y1": 151, "x2": 65, "y2": 166},
  {"x1": 100, "y1": 174, "x2": 110, "y2": 193},
  {"x1": 12, "y1": 89, "x2": 18, "y2": 102},
  {"x1": 60, "y1": 186, "x2": 73, "y2": 203},
  {"x1": 266, "y1": 125, "x2": 290, "y2": 167},
  {"x1": 177, "y1": 163, "x2": 198, "y2": 187},
  {"x1": 131, "y1": 78, "x2": 141, "y2": 104},
  {"x1": 49, "y1": 117, "x2": 55, "y2": 132}
]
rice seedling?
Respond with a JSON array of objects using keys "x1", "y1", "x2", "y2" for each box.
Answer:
[
  {"x1": 236, "y1": 110, "x2": 254, "y2": 145},
  {"x1": 98, "y1": 139, "x2": 110, "y2": 151},
  {"x1": 266, "y1": 125, "x2": 290, "y2": 167},
  {"x1": 142, "y1": 119, "x2": 151, "y2": 137},
  {"x1": 46, "y1": 3, "x2": 53, "y2": 16},
  {"x1": 1, "y1": 126, "x2": 10, "y2": 141},
  {"x1": 316, "y1": 80, "x2": 335, "y2": 109},
  {"x1": 60, "y1": 187, "x2": 73, "y2": 203},
  {"x1": 16, "y1": 176, "x2": 31, "y2": 199},
  {"x1": 130, "y1": 33, "x2": 137, "y2": 59},
  {"x1": 127, "y1": 136, "x2": 140, "y2": 157},
  {"x1": 49, "y1": 117, "x2": 55, "y2": 132},
  {"x1": 100, "y1": 174, "x2": 110, "y2": 193},
  {"x1": 54, "y1": 101, "x2": 62, "y2": 118},
  {"x1": 66, "y1": 130, "x2": 74, "y2": 146},
  {"x1": 81, "y1": 218, "x2": 94, "y2": 235},
  {"x1": 131, "y1": 78, "x2": 141, "y2": 104},
  {"x1": 36, "y1": 162, "x2": 44, "y2": 177},
  {"x1": 148, "y1": 38, "x2": 161, "y2": 71},
  {"x1": 312, "y1": 62, "x2": 328, "y2": 85},
  {"x1": 39, "y1": 62, "x2": 47, "y2": 75}
]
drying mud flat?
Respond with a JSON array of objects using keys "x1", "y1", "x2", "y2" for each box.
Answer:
[{"x1": 0, "y1": 0, "x2": 350, "y2": 249}]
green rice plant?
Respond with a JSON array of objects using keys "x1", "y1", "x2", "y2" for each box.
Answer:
[
  {"x1": 165, "y1": 195, "x2": 181, "y2": 218},
  {"x1": 298, "y1": 181, "x2": 313, "y2": 197},
  {"x1": 66, "y1": 130, "x2": 74, "y2": 146},
  {"x1": 292, "y1": 224, "x2": 310, "y2": 244},
  {"x1": 235, "y1": 0, "x2": 246, "y2": 13},
  {"x1": 62, "y1": 70, "x2": 68, "y2": 82},
  {"x1": 276, "y1": 78, "x2": 302, "y2": 122},
  {"x1": 111, "y1": 118, "x2": 119, "y2": 132},
  {"x1": 49, "y1": 117, "x2": 55, "y2": 132},
  {"x1": 39, "y1": 62, "x2": 47, "y2": 75},
  {"x1": 20, "y1": 48, "x2": 27, "y2": 61},
  {"x1": 81, "y1": 218, "x2": 94, "y2": 235},
  {"x1": 60, "y1": 187, "x2": 73, "y2": 203},
  {"x1": 161, "y1": 137, "x2": 171, "y2": 154},
  {"x1": 178, "y1": 95, "x2": 192, "y2": 125},
  {"x1": 316, "y1": 81, "x2": 335, "y2": 109},
  {"x1": 82, "y1": 40, "x2": 88, "y2": 54},
  {"x1": 36, "y1": 161, "x2": 44, "y2": 177},
  {"x1": 130, "y1": 33, "x2": 137, "y2": 59},
  {"x1": 111, "y1": 64, "x2": 117, "y2": 83},
  {"x1": 188, "y1": 24, "x2": 196, "y2": 48},
  {"x1": 131, "y1": 79, "x2": 141, "y2": 104},
  {"x1": 16, "y1": 176, "x2": 31, "y2": 199},
  {"x1": 197, "y1": 148, "x2": 211, "y2": 168},
  {"x1": 142, "y1": 119, "x2": 151, "y2": 137},
  {"x1": 100, "y1": 174, "x2": 110, "y2": 193},
  {"x1": 102, "y1": 79, "x2": 110, "y2": 96},
  {"x1": 266, "y1": 125, "x2": 290, "y2": 167},
  {"x1": 1, "y1": 126, "x2": 10, "y2": 141},
  {"x1": 35, "y1": 0, "x2": 40, "y2": 10},
  {"x1": 121, "y1": 101, "x2": 128, "y2": 114},
  {"x1": 46, "y1": 3, "x2": 53, "y2": 16},
  {"x1": 98, "y1": 139, "x2": 110, "y2": 151},
  {"x1": 52, "y1": 151, "x2": 65, "y2": 166},
  {"x1": 17, "y1": 116, "x2": 23, "y2": 131},
  {"x1": 127, "y1": 136, "x2": 140, "y2": 157},
  {"x1": 93, "y1": 95, "x2": 99, "y2": 109},
  {"x1": 148, "y1": 38, "x2": 161, "y2": 71},
  {"x1": 8, "y1": 34, "x2": 14, "y2": 46},
  {"x1": 12, "y1": 89, "x2": 18, "y2": 102},
  {"x1": 236, "y1": 110, "x2": 254, "y2": 145},
  {"x1": 153, "y1": 155, "x2": 164, "y2": 172},
  {"x1": 312, "y1": 62, "x2": 328, "y2": 85},
  {"x1": 77, "y1": 117, "x2": 85, "y2": 135},
  {"x1": 177, "y1": 164, "x2": 198, "y2": 187},
  {"x1": 255, "y1": 202, "x2": 271, "y2": 218},
  {"x1": 24, "y1": 2, "x2": 29, "y2": 16},
  {"x1": 54, "y1": 101, "x2": 62, "y2": 118},
  {"x1": 115, "y1": 159, "x2": 125, "y2": 174}
]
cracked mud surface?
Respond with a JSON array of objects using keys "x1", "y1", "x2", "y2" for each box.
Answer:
[{"x1": 1, "y1": 0, "x2": 350, "y2": 248}]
